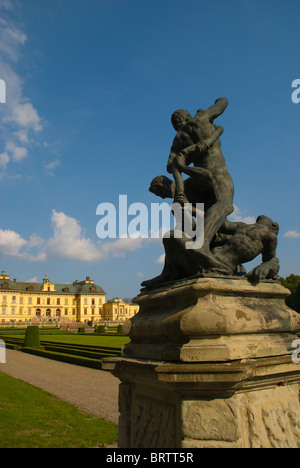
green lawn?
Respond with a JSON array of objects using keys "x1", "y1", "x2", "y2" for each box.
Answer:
[
  {"x1": 0, "y1": 332, "x2": 130, "y2": 348},
  {"x1": 0, "y1": 372, "x2": 118, "y2": 448},
  {"x1": 39, "y1": 334, "x2": 130, "y2": 348}
]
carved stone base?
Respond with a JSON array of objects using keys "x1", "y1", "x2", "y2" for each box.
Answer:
[
  {"x1": 102, "y1": 278, "x2": 300, "y2": 448},
  {"x1": 122, "y1": 277, "x2": 300, "y2": 362},
  {"x1": 103, "y1": 356, "x2": 300, "y2": 448}
]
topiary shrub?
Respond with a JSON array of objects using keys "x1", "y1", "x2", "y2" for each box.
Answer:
[
  {"x1": 117, "y1": 325, "x2": 123, "y2": 334},
  {"x1": 97, "y1": 325, "x2": 106, "y2": 334},
  {"x1": 78, "y1": 327, "x2": 85, "y2": 334},
  {"x1": 23, "y1": 326, "x2": 42, "y2": 349}
]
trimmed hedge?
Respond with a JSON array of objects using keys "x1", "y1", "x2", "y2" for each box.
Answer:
[
  {"x1": 42, "y1": 343, "x2": 120, "y2": 360},
  {"x1": 0, "y1": 334, "x2": 122, "y2": 370},
  {"x1": 21, "y1": 347, "x2": 103, "y2": 370},
  {"x1": 23, "y1": 326, "x2": 43, "y2": 349}
]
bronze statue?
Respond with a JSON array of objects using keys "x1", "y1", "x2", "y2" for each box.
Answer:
[
  {"x1": 142, "y1": 98, "x2": 280, "y2": 289},
  {"x1": 167, "y1": 98, "x2": 235, "y2": 274}
]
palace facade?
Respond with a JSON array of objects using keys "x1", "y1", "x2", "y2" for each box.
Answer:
[
  {"x1": 0, "y1": 271, "x2": 139, "y2": 325},
  {"x1": 102, "y1": 298, "x2": 139, "y2": 322}
]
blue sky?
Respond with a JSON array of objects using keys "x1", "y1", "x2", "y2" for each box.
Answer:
[{"x1": 0, "y1": 0, "x2": 299, "y2": 299}]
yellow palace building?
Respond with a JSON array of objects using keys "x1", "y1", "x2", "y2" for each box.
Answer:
[{"x1": 0, "y1": 271, "x2": 138, "y2": 326}]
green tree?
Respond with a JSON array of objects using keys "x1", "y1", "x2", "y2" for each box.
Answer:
[{"x1": 280, "y1": 274, "x2": 300, "y2": 313}]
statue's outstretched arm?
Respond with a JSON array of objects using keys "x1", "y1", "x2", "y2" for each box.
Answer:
[
  {"x1": 247, "y1": 258, "x2": 280, "y2": 282},
  {"x1": 205, "y1": 97, "x2": 228, "y2": 123},
  {"x1": 247, "y1": 235, "x2": 279, "y2": 282}
]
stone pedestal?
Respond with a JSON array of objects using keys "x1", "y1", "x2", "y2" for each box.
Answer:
[{"x1": 102, "y1": 278, "x2": 300, "y2": 448}]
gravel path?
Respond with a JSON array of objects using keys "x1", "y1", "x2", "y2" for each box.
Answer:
[{"x1": 0, "y1": 349, "x2": 120, "y2": 424}]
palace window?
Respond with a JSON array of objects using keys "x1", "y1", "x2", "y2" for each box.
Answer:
[{"x1": 37, "y1": 298, "x2": 41, "y2": 305}]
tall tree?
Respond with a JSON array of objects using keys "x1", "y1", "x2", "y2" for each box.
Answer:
[{"x1": 280, "y1": 275, "x2": 300, "y2": 313}]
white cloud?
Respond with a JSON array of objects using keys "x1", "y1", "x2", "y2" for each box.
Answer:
[
  {"x1": 47, "y1": 211, "x2": 145, "y2": 262},
  {"x1": 0, "y1": 152, "x2": 10, "y2": 169},
  {"x1": 0, "y1": 229, "x2": 45, "y2": 261},
  {"x1": 228, "y1": 205, "x2": 256, "y2": 224},
  {"x1": 0, "y1": 229, "x2": 26, "y2": 255},
  {"x1": 100, "y1": 236, "x2": 144, "y2": 258},
  {"x1": 0, "y1": 8, "x2": 44, "y2": 175},
  {"x1": 44, "y1": 159, "x2": 61, "y2": 176},
  {"x1": 0, "y1": 18, "x2": 26, "y2": 62},
  {"x1": 156, "y1": 254, "x2": 165, "y2": 265},
  {"x1": 12, "y1": 146, "x2": 27, "y2": 162},
  {"x1": 25, "y1": 276, "x2": 39, "y2": 283},
  {"x1": 13, "y1": 131, "x2": 29, "y2": 144},
  {"x1": 0, "y1": 211, "x2": 148, "y2": 264},
  {"x1": 47, "y1": 210, "x2": 104, "y2": 262},
  {"x1": 7, "y1": 102, "x2": 42, "y2": 132},
  {"x1": 284, "y1": 230, "x2": 300, "y2": 239},
  {"x1": 0, "y1": 0, "x2": 17, "y2": 12},
  {"x1": 5, "y1": 141, "x2": 28, "y2": 161}
]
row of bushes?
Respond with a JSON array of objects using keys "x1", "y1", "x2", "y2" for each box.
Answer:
[
  {"x1": 21, "y1": 347, "x2": 104, "y2": 370},
  {"x1": 1, "y1": 327, "x2": 122, "y2": 370},
  {"x1": 93, "y1": 325, "x2": 123, "y2": 334}
]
